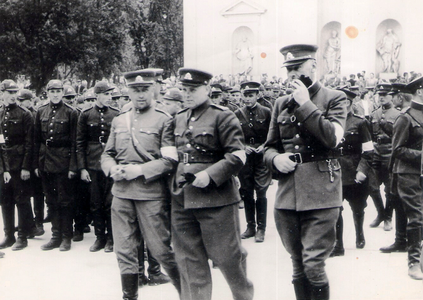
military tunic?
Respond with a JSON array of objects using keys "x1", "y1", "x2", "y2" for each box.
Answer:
[{"x1": 170, "y1": 100, "x2": 254, "y2": 300}]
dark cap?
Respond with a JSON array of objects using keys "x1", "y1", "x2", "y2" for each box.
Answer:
[
  {"x1": 220, "y1": 84, "x2": 232, "y2": 92},
  {"x1": 111, "y1": 90, "x2": 122, "y2": 99},
  {"x1": 211, "y1": 87, "x2": 222, "y2": 94},
  {"x1": 94, "y1": 81, "x2": 114, "y2": 94},
  {"x1": 337, "y1": 87, "x2": 357, "y2": 101},
  {"x1": 63, "y1": 85, "x2": 77, "y2": 97},
  {"x1": 349, "y1": 86, "x2": 360, "y2": 92},
  {"x1": 47, "y1": 80, "x2": 63, "y2": 90},
  {"x1": 76, "y1": 96, "x2": 85, "y2": 104},
  {"x1": 84, "y1": 90, "x2": 97, "y2": 101},
  {"x1": 241, "y1": 81, "x2": 260, "y2": 92},
  {"x1": 388, "y1": 83, "x2": 408, "y2": 95},
  {"x1": 178, "y1": 68, "x2": 213, "y2": 86},
  {"x1": 124, "y1": 68, "x2": 163, "y2": 86},
  {"x1": 17, "y1": 89, "x2": 33, "y2": 101},
  {"x1": 264, "y1": 83, "x2": 273, "y2": 90},
  {"x1": 406, "y1": 76, "x2": 423, "y2": 94},
  {"x1": 375, "y1": 83, "x2": 392, "y2": 94},
  {"x1": 280, "y1": 44, "x2": 318, "y2": 68},
  {"x1": 0, "y1": 80, "x2": 19, "y2": 92},
  {"x1": 230, "y1": 86, "x2": 241, "y2": 94},
  {"x1": 272, "y1": 84, "x2": 280, "y2": 90},
  {"x1": 120, "y1": 88, "x2": 129, "y2": 97},
  {"x1": 162, "y1": 87, "x2": 183, "y2": 102}
]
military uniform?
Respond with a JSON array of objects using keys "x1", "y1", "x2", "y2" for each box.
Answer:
[
  {"x1": 77, "y1": 104, "x2": 119, "y2": 248},
  {"x1": 170, "y1": 68, "x2": 253, "y2": 300},
  {"x1": 101, "y1": 69, "x2": 181, "y2": 299},
  {"x1": 0, "y1": 101, "x2": 34, "y2": 250},
  {"x1": 264, "y1": 44, "x2": 348, "y2": 300},
  {"x1": 235, "y1": 96, "x2": 272, "y2": 241},
  {"x1": 393, "y1": 99, "x2": 423, "y2": 279},
  {"x1": 34, "y1": 99, "x2": 78, "y2": 249}
]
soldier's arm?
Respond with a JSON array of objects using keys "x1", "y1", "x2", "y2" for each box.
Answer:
[
  {"x1": 101, "y1": 118, "x2": 119, "y2": 176},
  {"x1": 357, "y1": 118, "x2": 374, "y2": 177},
  {"x1": 392, "y1": 114, "x2": 421, "y2": 163},
  {"x1": 202, "y1": 111, "x2": 246, "y2": 187},
  {"x1": 68, "y1": 109, "x2": 79, "y2": 173},
  {"x1": 21, "y1": 110, "x2": 34, "y2": 172},
  {"x1": 76, "y1": 111, "x2": 88, "y2": 170},
  {"x1": 32, "y1": 109, "x2": 42, "y2": 171}
]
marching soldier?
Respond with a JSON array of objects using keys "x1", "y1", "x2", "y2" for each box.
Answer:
[
  {"x1": 34, "y1": 80, "x2": 78, "y2": 251},
  {"x1": 235, "y1": 81, "x2": 272, "y2": 243},
  {"x1": 331, "y1": 88, "x2": 374, "y2": 257},
  {"x1": 101, "y1": 69, "x2": 181, "y2": 300},
  {"x1": 170, "y1": 68, "x2": 254, "y2": 300},
  {"x1": 77, "y1": 81, "x2": 119, "y2": 252},
  {"x1": 0, "y1": 80, "x2": 35, "y2": 251},
  {"x1": 264, "y1": 44, "x2": 348, "y2": 300}
]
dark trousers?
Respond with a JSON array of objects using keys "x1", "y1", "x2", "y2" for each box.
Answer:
[
  {"x1": 396, "y1": 174, "x2": 423, "y2": 230},
  {"x1": 171, "y1": 200, "x2": 254, "y2": 300},
  {"x1": 239, "y1": 152, "x2": 270, "y2": 231},
  {"x1": 274, "y1": 207, "x2": 339, "y2": 286},
  {"x1": 368, "y1": 157, "x2": 393, "y2": 220},
  {"x1": 0, "y1": 171, "x2": 33, "y2": 237},
  {"x1": 390, "y1": 173, "x2": 408, "y2": 244},
  {"x1": 41, "y1": 171, "x2": 74, "y2": 239},
  {"x1": 88, "y1": 170, "x2": 112, "y2": 239},
  {"x1": 73, "y1": 177, "x2": 90, "y2": 233},
  {"x1": 30, "y1": 171, "x2": 45, "y2": 225}
]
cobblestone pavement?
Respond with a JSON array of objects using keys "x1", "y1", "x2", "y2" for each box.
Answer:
[{"x1": 0, "y1": 182, "x2": 422, "y2": 300}]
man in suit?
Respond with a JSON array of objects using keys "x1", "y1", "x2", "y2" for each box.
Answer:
[{"x1": 264, "y1": 44, "x2": 348, "y2": 300}]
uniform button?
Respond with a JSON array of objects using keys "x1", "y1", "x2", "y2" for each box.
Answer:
[
  {"x1": 191, "y1": 117, "x2": 196, "y2": 122},
  {"x1": 189, "y1": 126, "x2": 193, "y2": 130},
  {"x1": 147, "y1": 131, "x2": 150, "y2": 134},
  {"x1": 4, "y1": 130, "x2": 7, "y2": 133},
  {"x1": 186, "y1": 144, "x2": 191, "y2": 148},
  {"x1": 132, "y1": 127, "x2": 135, "y2": 130},
  {"x1": 52, "y1": 117, "x2": 55, "y2": 119},
  {"x1": 101, "y1": 118, "x2": 104, "y2": 121},
  {"x1": 295, "y1": 134, "x2": 300, "y2": 138},
  {"x1": 101, "y1": 125, "x2": 104, "y2": 127},
  {"x1": 53, "y1": 110, "x2": 56, "y2": 113},
  {"x1": 50, "y1": 130, "x2": 53, "y2": 132},
  {"x1": 50, "y1": 123, "x2": 53, "y2": 126},
  {"x1": 101, "y1": 131, "x2": 105, "y2": 134},
  {"x1": 101, "y1": 113, "x2": 104, "y2": 116},
  {"x1": 282, "y1": 121, "x2": 286, "y2": 124},
  {"x1": 297, "y1": 122, "x2": 301, "y2": 126},
  {"x1": 294, "y1": 145, "x2": 299, "y2": 150}
]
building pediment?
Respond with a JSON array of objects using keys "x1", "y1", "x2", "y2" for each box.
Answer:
[{"x1": 221, "y1": 0, "x2": 266, "y2": 16}]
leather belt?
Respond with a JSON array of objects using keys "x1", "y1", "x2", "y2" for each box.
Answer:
[
  {"x1": 44, "y1": 139, "x2": 71, "y2": 148},
  {"x1": 88, "y1": 136, "x2": 108, "y2": 144},
  {"x1": 178, "y1": 152, "x2": 222, "y2": 164},
  {"x1": 376, "y1": 137, "x2": 391, "y2": 144},
  {"x1": 288, "y1": 152, "x2": 340, "y2": 164}
]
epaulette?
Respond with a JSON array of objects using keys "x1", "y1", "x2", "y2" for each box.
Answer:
[
  {"x1": 176, "y1": 107, "x2": 189, "y2": 115},
  {"x1": 109, "y1": 106, "x2": 120, "y2": 112},
  {"x1": 352, "y1": 113, "x2": 364, "y2": 119},
  {"x1": 118, "y1": 107, "x2": 132, "y2": 116},
  {"x1": 17, "y1": 105, "x2": 30, "y2": 113},
  {"x1": 155, "y1": 107, "x2": 172, "y2": 118},
  {"x1": 38, "y1": 102, "x2": 49, "y2": 108},
  {"x1": 210, "y1": 103, "x2": 228, "y2": 111},
  {"x1": 81, "y1": 106, "x2": 93, "y2": 113},
  {"x1": 64, "y1": 103, "x2": 76, "y2": 110}
]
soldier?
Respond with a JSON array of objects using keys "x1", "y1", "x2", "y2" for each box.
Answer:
[
  {"x1": 101, "y1": 69, "x2": 181, "y2": 300},
  {"x1": 330, "y1": 88, "x2": 374, "y2": 257},
  {"x1": 391, "y1": 76, "x2": 423, "y2": 280},
  {"x1": 62, "y1": 85, "x2": 77, "y2": 106},
  {"x1": 161, "y1": 87, "x2": 183, "y2": 117},
  {"x1": 209, "y1": 85, "x2": 223, "y2": 105},
  {"x1": 111, "y1": 89, "x2": 122, "y2": 109},
  {"x1": 257, "y1": 84, "x2": 274, "y2": 111},
  {"x1": 0, "y1": 80, "x2": 35, "y2": 251},
  {"x1": 368, "y1": 83, "x2": 400, "y2": 231},
  {"x1": 170, "y1": 68, "x2": 253, "y2": 300},
  {"x1": 77, "y1": 81, "x2": 119, "y2": 252},
  {"x1": 235, "y1": 81, "x2": 272, "y2": 243},
  {"x1": 229, "y1": 86, "x2": 242, "y2": 107},
  {"x1": 264, "y1": 44, "x2": 348, "y2": 300},
  {"x1": 219, "y1": 84, "x2": 239, "y2": 112},
  {"x1": 34, "y1": 79, "x2": 78, "y2": 251}
]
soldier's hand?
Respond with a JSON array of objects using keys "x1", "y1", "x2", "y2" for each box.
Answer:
[
  {"x1": 34, "y1": 168, "x2": 40, "y2": 178},
  {"x1": 3, "y1": 172, "x2": 11, "y2": 184},
  {"x1": 21, "y1": 169, "x2": 30, "y2": 181},
  {"x1": 81, "y1": 169, "x2": 91, "y2": 183},
  {"x1": 245, "y1": 146, "x2": 255, "y2": 155},
  {"x1": 255, "y1": 145, "x2": 264, "y2": 153},
  {"x1": 192, "y1": 171, "x2": 210, "y2": 188},
  {"x1": 355, "y1": 171, "x2": 367, "y2": 184},
  {"x1": 291, "y1": 79, "x2": 310, "y2": 106},
  {"x1": 122, "y1": 164, "x2": 143, "y2": 181},
  {"x1": 110, "y1": 165, "x2": 125, "y2": 181},
  {"x1": 273, "y1": 153, "x2": 297, "y2": 174},
  {"x1": 68, "y1": 171, "x2": 76, "y2": 179}
]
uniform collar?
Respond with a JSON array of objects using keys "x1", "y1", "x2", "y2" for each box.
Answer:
[
  {"x1": 191, "y1": 100, "x2": 210, "y2": 118},
  {"x1": 95, "y1": 104, "x2": 108, "y2": 113},
  {"x1": 381, "y1": 102, "x2": 393, "y2": 110},
  {"x1": 410, "y1": 100, "x2": 423, "y2": 111},
  {"x1": 49, "y1": 101, "x2": 63, "y2": 110},
  {"x1": 308, "y1": 81, "x2": 321, "y2": 98},
  {"x1": 5, "y1": 103, "x2": 18, "y2": 110}
]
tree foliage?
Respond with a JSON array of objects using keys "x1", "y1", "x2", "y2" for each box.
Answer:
[{"x1": 0, "y1": 0, "x2": 183, "y2": 93}]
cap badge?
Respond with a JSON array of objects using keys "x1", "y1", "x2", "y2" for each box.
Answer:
[
  {"x1": 184, "y1": 73, "x2": 193, "y2": 80},
  {"x1": 245, "y1": 85, "x2": 250, "y2": 89},
  {"x1": 286, "y1": 52, "x2": 295, "y2": 60},
  {"x1": 135, "y1": 75, "x2": 143, "y2": 83}
]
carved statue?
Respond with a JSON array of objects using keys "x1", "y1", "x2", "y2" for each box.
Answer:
[
  {"x1": 377, "y1": 29, "x2": 401, "y2": 73},
  {"x1": 323, "y1": 30, "x2": 341, "y2": 74},
  {"x1": 235, "y1": 36, "x2": 254, "y2": 75}
]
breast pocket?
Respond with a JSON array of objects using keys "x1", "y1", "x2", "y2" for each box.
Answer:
[
  {"x1": 55, "y1": 119, "x2": 69, "y2": 134},
  {"x1": 7, "y1": 119, "x2": 23, "y2": 136},
  {"x1": 114, "y1": 128, "x2": 130, "y2": 151},
  {"x1": 41, "y1": 118, "x2": 49, "y2": 133},
  {"x1": 277, "y1": 115, "x2": 298, "y2": 139},
  {"x1": 88, "y1": 122, "x2": 99, "y2": 137},
  {"x1": 139, "y1": 127, "x2": 160, "y2": 150},
  {"x1": 191, "y1": 126, "x2": 215, "y2": 147}
]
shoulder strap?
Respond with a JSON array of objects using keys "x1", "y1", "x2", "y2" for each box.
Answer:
[{"x1": 125, "y1": 112, "x2": 155, "y2": 161}]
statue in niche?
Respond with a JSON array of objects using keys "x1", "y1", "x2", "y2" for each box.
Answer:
[
  {"x1": 235, "y1": 36, "x2": 254, "y2": 75},
  {"x1": 377, "y1": 28, "x2": 402, "y2": 73},
  {"x1": 323, "y1": 30, "x2": 341, "y2": 75}
]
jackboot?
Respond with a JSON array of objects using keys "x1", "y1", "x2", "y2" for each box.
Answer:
[
  {"x1": 241, "y1": 226, "x2": 256, "y2": 239},
  {"x1": 0, "y1": 251, "x2": 4, "y2": 258},
  {"x1": 0, "y1": 235, "x2": 16, "y2": 249},
  {"x1": 104, "y1": 237, "x2": 113, "y2": 253},
  {"x1": 330, "y1": 212, "x2": 344, "y2": 257},
  {"x1": 41, "y1": 238, "x2": 62, "y2": 250},
  {"x1": 12, "y1": 237, "x2": 28, "y2": 251},
  {"x1": 353, "y1": 212, "x2": 365, "y2": 249},
  {"x1": 59, "y1": 238, "x2": 72, "y2": 251},
  {"x1": 90, "y1": 238, "x2": 107, "y2": 252},
  {"x1": 407, "y1": 228, "x2": 423, "y2": 280},
  {"x1": 255, "y1": 229, "x2": 265, "y2": 243},
  {"x1": 292, "y1": 277, "x2": 312, "y2": 300},
  {"x1": 0, "y1": 203, "x2": 15, "y2": 249},
  {"x1": 163, "y1": 265, "x2": 181, "y2": 295},
  {"x1": 256, "y1": 197, "x2": 267, "y2": 243},
  {"x1": 121, "y1": 274, "x2": 138, "y2": 300},
  {"x1": 369, "y1": 192, "x2": 385, "y2": 228},
  {"x1": 310, "y1": 283, "x2": 330, "y2": 300}
]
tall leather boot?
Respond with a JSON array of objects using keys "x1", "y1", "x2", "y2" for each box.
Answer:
[
  {"x1": 12, "y1": 203, "x2": 31, "y2": 251},
  {"x1": 121, "y1": 274, "x2": 138, "y2": 300},
  {"x1": 310, "y1": 283, "x2": 330, "y2": 300},
  {"x1": 369, "y1": 192, "x2": 385, "y2": 228},
  {"x1": 163, "y1": 264, "x2": 182, "y2": 295},
  {"x1": 353, "y1": 212, "x2": 365, "y2": 249},
  {"x1": 255, "y1": 197, "x2": 267, "y2": 243},
  {"x1": 292, "y1": 277, "x2": 312, "y2": 300},
  {"x1": 407, "y1": 228, "x2": 423, "y2": 280},
  {"x1": 0, "y1": 203, "x2": 16, "y2": 249},
  {"x1": 330, "y1": 212, "x2": 344, "y2": 257},
  {"x1": 41, "y1": 209, "x2": 62, "y2": 250},
  {"x1": 241, "y1": 195, "x2": 256, "y2": 239},
  {"x1": 137, "y1": 240, "x2": 149, "y2": 286},
  {"x1": 147, "y1": 248, "x2": 170, "y2": 286}
]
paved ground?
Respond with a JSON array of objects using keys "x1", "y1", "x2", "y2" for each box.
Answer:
[{"x1": 0, "y1": 182, "x2": 423, "y2": 300}]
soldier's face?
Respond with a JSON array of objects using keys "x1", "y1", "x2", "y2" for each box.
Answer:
[
  {"x1": 162, "y1": 99, "x2": 182, "y2": 116},
  {"x1": 3, "y1": 90, "x2": 18, "y2": 105},
  {"x1": 378, "y1": 93, "x2": 392, "y2": 105},
  {"x1": 118, "y1": 96, "x2": 130, "y2": 108},
  {"x1": 96, "y1": 91, "x2": 112, "y2": 107},
  {"x1": 231, "y1": 92, "x2": 241, "y2": 104},
  {"x1": 48, "y1": 89, "x2": 64, "y2": 104},
  {"x1": 210, "y1": 93, "x2": 222, "y2": 105},
  {"x1": 181, "y1": 85, "x2": 209, "y2": 109},
  {"x1": 286, "y1": 60, "x2": 316, "y2": 83},
  {"x1": 242, "y1": 91, "x2": 258, "y2": 107},
  {"x1": 128, "y1": 85, "x2": 154, "y2": 110}
]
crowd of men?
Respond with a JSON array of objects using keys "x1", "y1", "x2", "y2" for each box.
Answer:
[{"x1": 0, "y1": 42, "x2": 422, "y2": 300}]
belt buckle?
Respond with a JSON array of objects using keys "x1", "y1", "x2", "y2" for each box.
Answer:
[
  {"x1": 183, "y1": 153, "x2": 189, "y2": 164},
  {"x1": 250, "y1": 137, "x2": 255, "y2": 144},
  {"x1": 46, "y1": 139, "x2": 51, "y2": 147},
  {"x1": 291, "y1": 153, "x2": 303, "y2": 164},
  {"x1": 99, "y1": 136, "x2": 105, "y2": 144}
]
